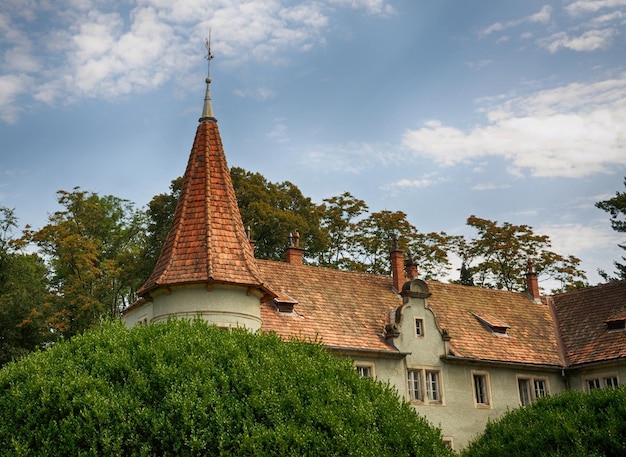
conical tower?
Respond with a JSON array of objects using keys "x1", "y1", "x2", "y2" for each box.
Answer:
[{"x1": 125, "y1": 56, "x2": 275, "y2": 330}]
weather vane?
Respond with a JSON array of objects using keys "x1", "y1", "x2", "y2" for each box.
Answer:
[{"x1": 205, "y1": 30, "x2": 214, "y2": 78}]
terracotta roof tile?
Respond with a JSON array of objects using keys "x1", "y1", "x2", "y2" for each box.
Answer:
[
  {"x1": 427, "y1": 282, "x2": 563, "y2": 366},
  {"x1": 552, "y1": 280, "x2": 626, "y2": 366},
  {"x1": 138, "y1": 120, "x2": 274, "y2": 300},
  {"x1": 257, "y1": 260, "x2": 400, "y2": 353}
]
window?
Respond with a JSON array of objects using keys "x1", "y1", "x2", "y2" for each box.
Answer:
[
  {"x1": 356, "y1": 364, "x2": 373, "y2": 378},
  {"x1": 518, "y1": 376, "x2": 549, "y2": 406},
  {"x1": 415, "y1": 318, "x2": 424, "y2": 337},
  {"x1": 408, "y1": 370, "x2": 422, "y2": 401},
  {"x1": 472, "y1": 372, "x2": 491, "y2": 407},
  {"x1": 407, "y1": 368, "x2": 442, "y2": 404},
  {"x1": 584, "y1": 373, "x2": 619, "y2": 391}
]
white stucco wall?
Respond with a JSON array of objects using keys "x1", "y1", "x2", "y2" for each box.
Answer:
[{"x1": 123, "y1": 283, "x2": 263, "y2": 331}]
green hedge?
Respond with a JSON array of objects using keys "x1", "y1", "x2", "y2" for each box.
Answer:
[
  {"x1": 462, "y1": 385, "x2": 626, "y2": 456},
  {"x1": 0, "y1": 320, "x2": 453, "y2": 457}
]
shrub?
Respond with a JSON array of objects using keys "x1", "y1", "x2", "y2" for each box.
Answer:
[
  {"x1": 0, "y1": 320, "x2": 453, "y2": 457},
  {"x1": 461, "y1": 386, "x2": 626, "y2": 456}
]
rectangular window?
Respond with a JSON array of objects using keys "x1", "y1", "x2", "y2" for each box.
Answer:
[
  {"x1": 356, "y1": 365, "x2": 372, "y2": 378},
  {"x1": 534, "y1": 379, "x2": 547, "y2": 398},
  {"x1": 518, "y1": 376, "x2": 549, "y2": 406},
  {"x1": 415, "y1": 318, "x2": 424, "y2": 337},
  {"x1": 407, "y1": 368, "x2": 443, "y2": 404},
  {"x1": 426, "y1": 371, "x2": 440, "y2": 401},
  {"x1": 518, "y1": 378, "x2": 532, "y2": 406},
  {"x1": 408, "y1": 370, "x2": 423, "y2": 401},
  {"x1": 584, "y1": 373, "x2": 619, "y2": 391},
  {"x1": 587, "y1": 378, "x2": 601, "y2": 390},
  {"x1": 473, "y1": 373, "x2": 490, "y2": 406}
]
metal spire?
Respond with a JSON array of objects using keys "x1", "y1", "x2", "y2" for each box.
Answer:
[{"x1": 199, "y1": 32, "x2": 216, "y2": 123}]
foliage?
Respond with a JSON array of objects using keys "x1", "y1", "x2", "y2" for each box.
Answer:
[
  {"x1": 461, "y1": 215, "x2": 587, "y2": 293},
  {"x1": 231, "y1": 167, "x2": 327, "y2": 262},
  {"x1": 0, "y1": 207, "x2": 50, "y2": 365},
  {"x1": 595, "y1": 177, "x2": 626, "y2": 280},
  {"x1": 461, "y1": 386, "x2": 626, "y2": 457},
  {"x1": 21, "y1": 188, "x2": 145, "y2": 338},
  {"x1": 0, "y1": 320, "x2": 453, "y2": 457},
  {"x1": 318, "y1": 192, "x2": 368, "y2": 269}
]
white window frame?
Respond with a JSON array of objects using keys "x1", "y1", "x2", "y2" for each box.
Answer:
[
  {"x1": 415, "y1": 317, "x2": 424, "y2": 337},
  {"x1": 517, "y1": 375, "x2": 550, "y2": 406},
  {"x1": 472, "y1": 371, "x2": 492, "y2": 408},
  {"x1": 355, "y1": 362, "x2": 375, "y2": 379},
  {"x1": 583, "y1": 372, "x2": 619, "y2": 391},
  {"x1": 407, "y1": 367, "x2": 443, "y2": 405}
]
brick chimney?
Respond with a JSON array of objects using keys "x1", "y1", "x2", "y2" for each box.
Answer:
[
  {"x1": 285, "y1": 231, "x2": 303, "y2": 265},
  {"x1": 525, "y1": 259, "x2": 541, "y2": 301},
  {"x1": 390, "y1": 247, "x2": 404, "y2": 292}
]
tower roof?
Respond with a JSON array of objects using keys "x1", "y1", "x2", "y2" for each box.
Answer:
[{"x1": 137, "y1": 77, "x2": 275, "y2": 302}]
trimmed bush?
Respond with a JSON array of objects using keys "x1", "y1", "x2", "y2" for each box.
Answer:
[
  {"x1": 0, "y1": 320, "x2": 453, "y2": 457},
  {"x1": 461, "y1": 385, "x2": 626, "y2": 456}
]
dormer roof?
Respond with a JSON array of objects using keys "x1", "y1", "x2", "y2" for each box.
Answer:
[{"x1": 137, "y1": 79, "x2": 275, "y2": 301}]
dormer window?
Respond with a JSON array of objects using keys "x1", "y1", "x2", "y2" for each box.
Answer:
[
  {"x1": 472, "y1": 313, "x2": 510, "y2": 336},
  {"x1": 606, "y1": 318, "x2": 626, "y2": 332},
  {"x1": 272, "y1": 293, "x2": 298, "y2": 315}
]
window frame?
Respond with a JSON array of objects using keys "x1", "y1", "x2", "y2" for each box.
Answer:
[
  {"x1": 407, "y1": 366, "x2": 443, "y2": 405},
  {"x1": 583, "y1": 372, "x2": 619, "y2": 391},
  {"x1": 355, "y1": 362, "x2": 375, "y2": 379},
  {"x1": 472, "y1": 370, "x2": 492, "y2": 408},
  {"x1": 415, "y1": 317, "x2": 424, "y2": 337},
  {"x1": 517, "y1": 375, "x2": 550, "y2": 406}
]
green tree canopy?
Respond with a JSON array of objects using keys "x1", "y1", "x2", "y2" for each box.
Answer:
[
  {"x1": 461, "y1": 386, "x2": 626, "y2": 457},
  {"x1": 461, "y1": 215, "x2": 587, "y2": 293},
  {"x1": 21, "y1": 188, "x2": 145, "y2": 338},
  {"x1": 0, "y1": 207, "x2": 50, "y2": 365},
  {"x1": 0, "y1": 320, "x2": 453, "y2": 457},
  {"x1": 595, "y1": 177, "x2": 626, "y2": 280},
  {"x1": 231, "y1": 167, "x2": 327, "y2": 261}
]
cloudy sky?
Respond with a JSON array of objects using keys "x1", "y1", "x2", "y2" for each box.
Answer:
[{"x1": 1, "y1": 0, "x2": 625, "y2": 287}]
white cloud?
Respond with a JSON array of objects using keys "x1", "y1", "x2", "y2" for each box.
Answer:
[
  {"x1": 303, "y1": 141, "x2": 397, "y2": 173},
  {"x1": 471, "y1": 183, "x2": 511, "y2": 191},
  {"x1": 539, "y1": 28, "x2": 617, "y2": 52},
  {"x1": 0, "y1": 0, "x2": 391, "y2": 121},
  {"x1": 402, "y1": 75, "x2": 626, "y2": 178},
  {"x1": 386, "y1": 174, "x2": 448, "y2": 190},
  {"x1": 480, "y1": 5, "x2": 552, "y2": 36},
  {"x1": 0, "y1": 74, "x2": 30, "y2": 123},
  {"x1": 565, "y1": 0, "x2": 626, "y2": 16}
]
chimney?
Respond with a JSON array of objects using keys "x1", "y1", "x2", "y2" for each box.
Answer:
[
  {"x1": 285, "y1": 231, "x2": 303, "y2": 265},
  {"x1": 390, "y1": 247, "x2": 404, "y2": 292},
  {"x1": 525, "y1": 259, "x2": 541, "y2": 301}
]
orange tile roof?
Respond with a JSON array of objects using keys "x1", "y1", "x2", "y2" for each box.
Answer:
[
  {"x1": 138, "y1": 119, "x2": 274, "y2": 300},
  {"x1": 257, "y1": 260, "x2": 400, "y2": 353},
  {"x1": 552, "y1": 280, "x2": 626, "y2": 367},
  {"x1": 257, "y1": 260, "x2": 565, "y2": 366},
  {"x1": 427, "y1": 282, "x2": 564, "y2": 366}
]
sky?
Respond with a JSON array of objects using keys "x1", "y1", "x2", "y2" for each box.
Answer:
[{"x1": 1, "y1": 0, "x2": 625, "y2": 289}]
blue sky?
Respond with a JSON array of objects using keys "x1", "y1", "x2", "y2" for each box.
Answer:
[{"x1": 1, "y1": 0, "x2": 625, "y2": 288}]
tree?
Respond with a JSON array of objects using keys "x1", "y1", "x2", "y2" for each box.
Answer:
[
  {"x1": 21, "y1": 188, "x2": 145, "y2": 338},
  {"x1": 318, "y1": 192, "x2": 368, "y2": 269},
  {"x1": 0, "y1": 320, "x2": 454, "y2": 457},
  {"x1": 461, "y1": 386, "x2": 626, "y2": 457},
  {"x1": 0, "y1": 207, "x2": 50, "y2": 365},
  {"x1": 595, "y1": 177, "x2": 626, "y2": 280},
  {"x1": 231, "y1": 167, "x2": 327, "y2": 261},
  {"x1": 461, "y1": 215, "x2": 586, "y2": 293}
]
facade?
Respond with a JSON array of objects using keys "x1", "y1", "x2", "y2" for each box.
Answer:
[{"x1": 124, "y1": 76, "x2": 626, "y2": 450}]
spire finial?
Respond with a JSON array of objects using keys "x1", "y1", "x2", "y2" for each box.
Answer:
[{"x1": 199, "y1": 31, "x2": 216, "y2": 123}]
